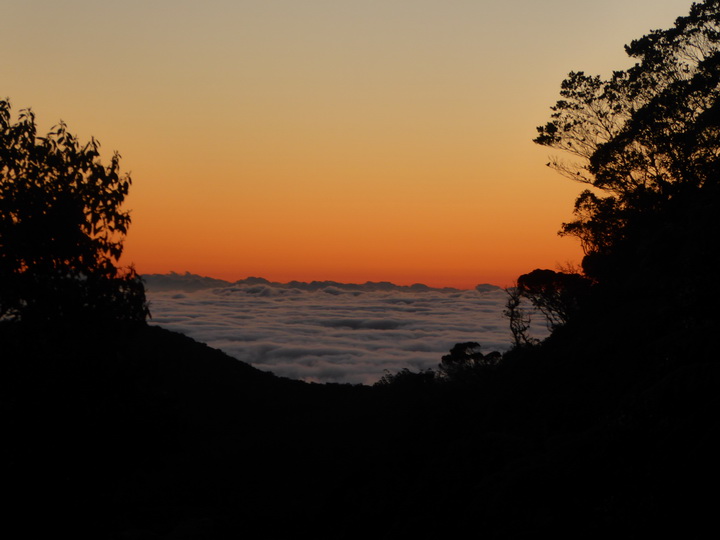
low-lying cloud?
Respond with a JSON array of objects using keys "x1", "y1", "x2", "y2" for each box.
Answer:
[{"x1": 144, "y1": 273, "x2": 545, "y2": 385}]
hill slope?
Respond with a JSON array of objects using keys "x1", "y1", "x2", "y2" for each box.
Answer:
[{"x1": 4, "y1": 320, "x2": 719, "y2": 538}]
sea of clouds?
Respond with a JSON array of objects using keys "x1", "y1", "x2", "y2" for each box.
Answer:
[{"x1": 143, "y1": 273, "x2": 545, "y2": 385}]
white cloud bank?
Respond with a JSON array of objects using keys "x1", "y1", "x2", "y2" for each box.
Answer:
[{"x1": 144, "y1": 273, "x2": 545, "y2": 385}]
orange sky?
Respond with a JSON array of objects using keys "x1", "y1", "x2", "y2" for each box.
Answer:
[{"x1": 2, "y1": 0, "x2": 696, "y2": 288}]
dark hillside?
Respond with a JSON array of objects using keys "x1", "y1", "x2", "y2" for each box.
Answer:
[{"x1": 4, "y1": 319, "x2": 719, "y2": 539}]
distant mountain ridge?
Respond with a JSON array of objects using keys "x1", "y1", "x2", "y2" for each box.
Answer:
[{"x1": 142, "y1": 271, "x2": 501, "y2": 294}]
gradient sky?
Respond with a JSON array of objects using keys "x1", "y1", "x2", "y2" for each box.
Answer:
[{"x1": 2, "y1": 0, "x2": 696, "y2": 288}]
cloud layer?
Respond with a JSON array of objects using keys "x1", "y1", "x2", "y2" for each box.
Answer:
[{"x1": 144, "y1": 273, "x2": 545, "y2": 385}]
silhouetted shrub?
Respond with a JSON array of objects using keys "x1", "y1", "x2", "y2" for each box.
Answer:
[
  {"x1": 375, "y1": 367, "x2": 437, "y2": 387},
  {"x1": 437, "y1": 342, "x2": 502, "y2": 382},
  {"x1": 516, "y1": 269, "x2": 591, "y2": 329},
  {"x1": 504, "y1": 284, "x2": 539, "y2": 349}
]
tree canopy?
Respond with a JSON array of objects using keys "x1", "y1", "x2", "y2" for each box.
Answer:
[
  {"x1": 536, "y1": 0, "x2": 719, "y2": 200},
  {"x1": 530, "y1": 0, "x2": 720, "y2": 329},
  {"x1": 0, "y1": 99, "x2": 148, "y2": 323}
]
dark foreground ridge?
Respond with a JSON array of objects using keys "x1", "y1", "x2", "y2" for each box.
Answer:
[{"x1": 4, "y1": 318, "x2": 718, "y2": 539}]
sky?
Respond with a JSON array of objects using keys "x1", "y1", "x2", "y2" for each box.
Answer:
[{"x1": 1, "y1": 0, "x2": 697, "y2": 288}]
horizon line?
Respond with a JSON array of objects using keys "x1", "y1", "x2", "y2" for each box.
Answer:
[{"x1": 141, "y1": 270, "x2": 507, "y2": 292}]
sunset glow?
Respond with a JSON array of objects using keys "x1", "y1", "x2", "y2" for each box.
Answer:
[{"x1": 2, "y1": 0, "x2": 695, "y2": 288}]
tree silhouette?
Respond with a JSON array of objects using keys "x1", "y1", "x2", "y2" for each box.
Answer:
[
  {"x1": 536, "y1": 1, "x2": 719, "y2": 189},
  {"x1": 535, "y1": 1, "x2": 719, "y2": 256},
  {"x1": 531, "y1": 0, "x2": 720, "y2": 328},
  {"x1": 0, "y1": 99, "x2": 148, "y2": 323}
]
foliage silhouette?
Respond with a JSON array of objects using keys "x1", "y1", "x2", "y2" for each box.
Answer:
[
  {"x1": 375, "y1": 366, "x2": 437, "y2": 387},
  {"x1": 531, "y1": 0, "x2": 720, "y2": 333},
  {"x1": 438, "y1": 341, "x2": 501, "y2": 380},
  {"x1": 535, "y1": 0, "x2": 720, "y2": 199},
  {"x1": 0, "y1": 99, "x2": 148, "y2": 323},
  {"x1": 504, "y1": 283, "x2": 539, "y2": 349},
  {"x1": 515, "y1": 269, "x2": 591, "y2": 329}
]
